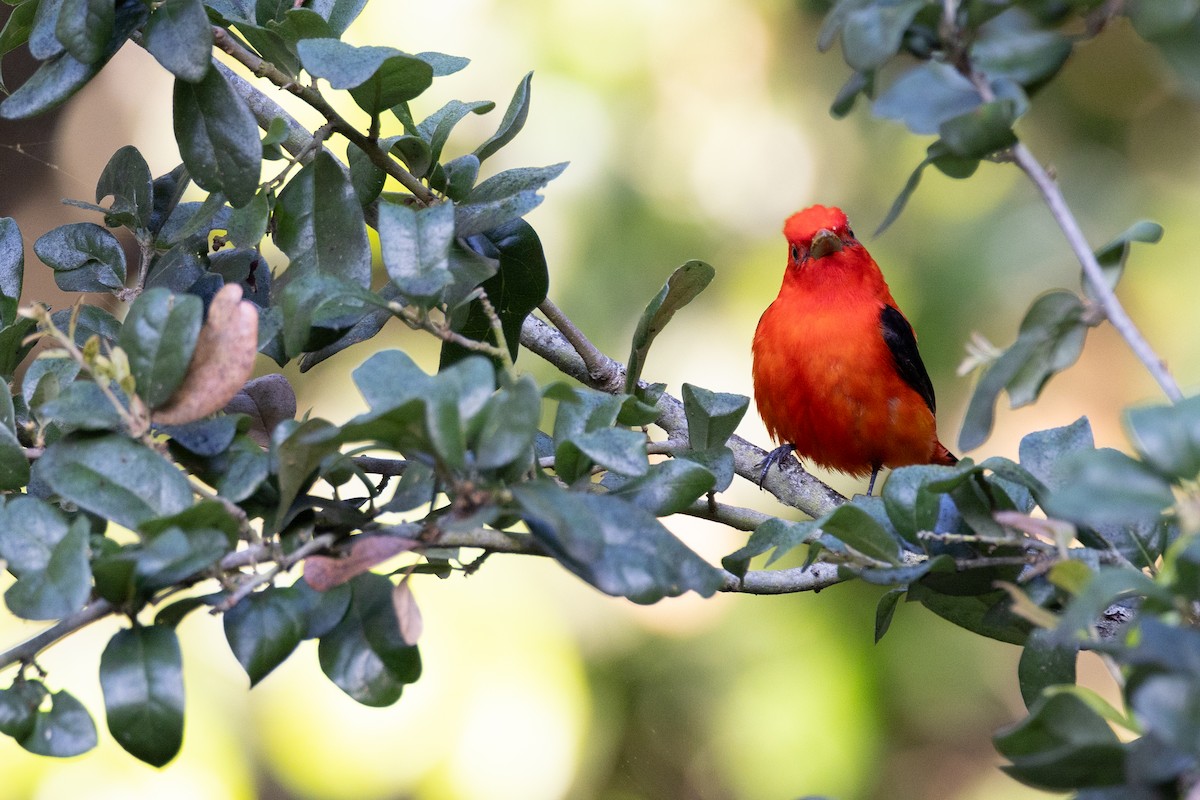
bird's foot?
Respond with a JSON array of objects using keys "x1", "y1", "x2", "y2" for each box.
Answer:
[
  {"x1": 757, "y1": 444, "x2": 796, "y2": 488},
  {"x1": 866, "y1": 466, "x2": 881, "y2": 496}
]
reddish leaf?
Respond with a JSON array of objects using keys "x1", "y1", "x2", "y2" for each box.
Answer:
[{"x1": 303, "y1": 536, "x2": 417, "y2": 591}]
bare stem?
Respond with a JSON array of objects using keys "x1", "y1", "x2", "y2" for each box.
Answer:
[{"x1": 538, "y1": 299, "x2": 616, "y2": 385}]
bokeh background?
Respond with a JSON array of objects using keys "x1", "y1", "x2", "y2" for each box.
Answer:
[{"x1": 1, "y1": 0, "x2": 1199, "y2": 798}]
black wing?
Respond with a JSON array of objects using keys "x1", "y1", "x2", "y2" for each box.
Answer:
[{"x1": 880, "y1": 304, "x2": 936, "y2": 414}]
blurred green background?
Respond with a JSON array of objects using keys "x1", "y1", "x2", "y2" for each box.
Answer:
[{"x1": 1, "y1": 0, "x2": 1198, "y2": 798}]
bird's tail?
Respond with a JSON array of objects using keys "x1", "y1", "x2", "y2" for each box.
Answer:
[{"x1": 933, "y1": 441, "x2": 958, "y2": 466}]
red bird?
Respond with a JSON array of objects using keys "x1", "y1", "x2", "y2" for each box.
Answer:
[{"x1": 752, "y1": 205, "x2": 957, "y2": 495}]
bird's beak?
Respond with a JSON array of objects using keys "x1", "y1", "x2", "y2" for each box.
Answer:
[{"x1": 809, "y1": 229, "x2": 843, "y2": 260}]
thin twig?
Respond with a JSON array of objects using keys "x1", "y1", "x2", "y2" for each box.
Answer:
[
  {"x1": 538, "y1": 299, "x2": 616, "y2": 385},
  {"x1": 214, "y1": 533, "x2": 337, "y2": 612},
  {"x1": 389, "y1": 303, "x2": 510, "y2": 359}
]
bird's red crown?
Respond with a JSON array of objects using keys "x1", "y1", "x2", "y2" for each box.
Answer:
[{"x1": 783, "y1": 205, "x2": 850, "y2": 243}]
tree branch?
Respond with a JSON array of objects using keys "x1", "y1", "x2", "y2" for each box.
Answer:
[{"x1": 519, "y1": 312, "x2": 847, "y2": 519}]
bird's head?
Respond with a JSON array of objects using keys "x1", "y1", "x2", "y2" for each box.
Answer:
[{"x1": 783, "y1": 205, "x2": 859, "y2": 267}]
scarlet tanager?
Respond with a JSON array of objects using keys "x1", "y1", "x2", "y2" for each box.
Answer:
[{"x1": 752, "y1": 205, "x2": 957, "y2": 495}]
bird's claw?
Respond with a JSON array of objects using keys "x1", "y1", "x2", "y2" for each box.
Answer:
[{"x1": 756, "y1": 444, "x2": 796, "y2": 488}]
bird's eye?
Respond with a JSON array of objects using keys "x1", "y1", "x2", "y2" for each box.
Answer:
[
  {"x1": 790, "y1": 244, "x2": 800, "y2": 261},
  {"x1": 846, "y1": 227, "x2": 855, "y2": 239}
]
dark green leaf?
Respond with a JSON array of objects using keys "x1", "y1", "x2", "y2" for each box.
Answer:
[
  {"x1": 0, "y1": 423, "x2": 28, "y2": 489},
  {"x1": 874, "y1": 587, "x2": 905, "y2": 643},
  {"x1": 276, "y1": 271, "x2": 374, "y2": 357},
  {"x1": 0, "y1": 217, "x2": 22, "y2": 326},
  {"x1": 959, "y1": 291, "x2": 1087, "y2": 452},
  {"x1": 297, "y1": 38, "x2": 433, "y2": 114},
  {"x1": 1125, "y1": 395, "x2": 1200, "y2": 481},
  {"x1": 317, "y1": 573, "x2": 421, "y2": 706},
  {"x1": 625, "y1": 260, "x2": 715, "y2": 393},
  {"x1": 472, "y1": 375, "x2": 540, "y2": 470},
  {"x1": 173, "y1": 68, "x2": 262, "y2": 207},
  {"x1": 607, "y1": 458, "x2": 715, "y2": 516},
  {"x1": 439, "y1": 219, "x2": 546, "y2": 368},
  {"x1": 830, "y1": 69, "x2": 873, "y2": 119},
  {"x1": 348, "y1": 144, "x2": 386, "y2": 204},
  {"x1": 1051, "y1": 566, "x2": 1166, "y2": 644},
  {"x1": 415, "y1": 99, "x2": 495, "y2": 169},
  {"x1": 96, "y1": 145, "x2": 153, "y2": 230},
  {"x1": 273, "y1": 151, "x2": 371, "y2": 286},
  {"x1": 972, "y1": 14, "x2": 1072, "y2": 87},
  {"x1": 99, "y1": 626, "x2": 184, "y2": 767},
  {"x1": 474, "y1": 71, "x2": 532, "y2": 162},
  {"x1": 120, "y1": 288, "x2": 203, "y2": 408},
  {"x1": 33, "y1": 222, "x2": 126, "y2": 292},
  {"x1": 1019, "y1": 629, "x2": 1078, "y2": 709},
  {"x1": 223, "y1": 586, "x2": 306, "y2": 686},
  {"x1": 453, "y1": 162, "x2": 567, "y2": 237},
  {"x1": 677, "y1": 446, "x2": 735, "y2": 493},
  {"x1": 938, "y1": 100, "x2": 1018, "y2": 158},
  {"x1": 435, "y1": 153, "x2": 479, "y2": 201},
  {"x1": 0, "y1": 681, "x2": 44, "y2": 742},
  {"x1": 911, "y1": 585, "x2": 1031, "y2": 645},
  {"x1": 0, "y1": 2, "x2": 39, "y2": 92},
  {"x1": 681, "y1": 383, "x2": 748, "y2": 450},
  {"x1": 1019, "y1": 417, "x2": 1094, "y2": 495},
  {"x1": 882, "y1": 464, "x2": 957, "y2": 543},
  {"x1": 1125, "y1": 0, "x2": 1200, "y2": 38},
  {"x1": 1089, "y1": 220, "x2": 1163, "y2": 300},
  {"x1": 820, "y1": 503, "x2": 902, "y2": 565},
  {"x1": 873, "y1": 61, "x2": 982, "y2": 135},
  {"x1": 722, "y1": 516, "x2": 819, "y2": 577},
  {"x1": 995, "y1": 688, "x2": 1125, "y2": 790},
  {"x1": 567, "y1": 427, "x2": 648, "y2": 477},
  {"x1": 1042, "y1": 449, "x2": 1175, "y2": 529},
  {"x1": 378, "y1": 197, "x2": 455, "y2": 304},
  {"x1": 143, "y1": 0, "x2": 212, "y2": 82},
  {"x1": 36, "y1": 380, "x2": 124, "y2": 433},
  {"x1": 225, "y1": 189, "x2": 271, "y2": 247},
  {"x1": 840, "y1": 0, "x2": 925, "y2": 71},
  {"x1": 0, "y1": 499, "x2": 90, "y2": 620},
  {"x1": 513, "y1": 480, "x2": 724, "y2": 603},
  {"x1": 20, "y1": 688, "x2": 97, "y2": 758},
  {"x1": 33, "y1": 435, "x2": 193, "y2": 529},
  {"x1": 56, "y1": 0, "x2": 112, "y2": 64},
  {"x1": 272, "y1": 417, "x2": 340, "y2": 529}
]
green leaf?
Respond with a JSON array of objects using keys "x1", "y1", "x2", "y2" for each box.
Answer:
[
  {"x1": 625, "y1": 260, "x2": 715, "y2": 393},
  {"x1": 873, "y1": 61, "x2": 982, "y2": 135},
  {"x1": 513, "y1": 480, "x2": 724, "y2": 603},
  {"x1": 472, "y1": 375, "x2": 540, "y2": 470},
  {"x1": 173, "y1": 68, "x2": 262, "y2": 207},
  {"x1": 722, "y1": 517, "x2": 819, "y2": 577},
  {"x1": 99, "y1": 626, "x2": 184, "y2": 767},
  {"x1": 296, "y1": 38, "x2": 433, "y2": 114},
  {"x1": 29, "y1": 0, "x2": 66, "y2": 60},
  {"x1": 972, "y1": 14, "x2": 1072, "y2": 87},
  {"x1": 1125, "y1": 0, "x2": 1200, "y2": 38},
  {"x1": 839, "y1": 0, "x2": 925, "y2": 71},
  {"x1": 313, "y1": 0, "x2": 367, "y2": 35},
  {"x1": 474, "y1": 71, "x2": 532, "y2": 162},
  {"x1": 874, "y1": 587, "x2": 905, "y2": 643},
  {"x1": 959, "y1": 291, "x2": 1087, "y2": 452},
  {"x1": 273, "y1": 151, "x2": 371, "y2": 286},
  {"x1": 875, "y1": 140, "x2": 979, "y2": 236},
  {"x1": 882, "y1": 464, "x2": 957, "y2": 542},
  {"x1": 33, "y1": 222, "x2": 126, "y2": 292},
  {"x1": 607, "y1": 458, "x2": 716, "y2": 516},
  {"x1": 995, "y1": 688, "x2": 1125, "y2": 790},
  {"x1": 378, "y1": 198, "x2": 455, "y2": 304},
  {"x1": 681, "y1": 383, "x2": 748, "y2": 450},
  {"x1": 1126, "y1": 395, "x2": 1200, "y2": 481},
  {"x1": 0, "y1": 681, "x2": 44, "y2": 742},
  {"x1": 439, "y1": 219, "x2": 547, "y2": 368},
  {"x1": 820, "y1": 503, "x2": 902, "y2": 565},
  {"x1": 348, "y1": 144, "x2": 387, "y2": 204},
  {"x1": 272, "y1": 417, "x2": 340, "y2": 528},
  {"x1": 911, "y1": 585, "x2": 1031, "y2": 645},
  {"x1": 318, "y1": 573, "x2": 421, "y2": 706},
  {"x1": 0, "y1": 2, "x2": 39, "y2": 93},
  {"x1": 36, "y1": 380, "x2": 124, "y2": 433},
  {"x1": 434, "y1": 153, "x2": 479, "y2": 201},
  {"x1": 120, "y1": 288, "x2": 203, "y2": 408},
  {"x1": 144, "y1": 0, "x2": 212, "y2": 82},
  {"x1": 223, "y1": 586, "x2": 306, "y2": 686},
  {"x1": 95, "y1": 145, "x2": 153, "y2": 230},
  {"x1": 0, "y1": 217, "x2": 22, "y2": 326},
  {"x1": 20, "y1": 688, "x2": 97, "y2": 758},
  {"x1": 225, "y1": 189, "x2": 271, "y2": 248},
  {"x1": 33, "y1": 435, "x2": 193, "y2": 529},
  {"x1": 1042, "y1": 449, "x2": 1175, "y2": 529},
  {"x1": 453, "y1": 162, "x2": 567, "y2": 237},
  {"x1": 1089, "y1": 220, "x2": 1163, "y2": 300},
  {"x1": 938, "y1": 100, "x2": 1018, "y2": 158},
  {"x1": 1051, "y1": 566, "x2": 1167, "y2": 644},
  {"x1": 0, "y1": 423, "x2": 28, "y2": 489},
  {"x1": 1018, "y1": 629, "x2": 1078, "y2": 709},
  {"x1": 277, "y1": 271, "x2": 375, "y2": 357},
  {"x1": 566, "y1": 427, "x2": 648, "y2": 477},
  {"x1": 55, "y1": 0, "x2": 112, "y2": 64},
  {"x1": 0, "y1": 500, "x2": 90, "y2": 620},
  {"x1": 1019, "y1": 417, "x2": 1094, "y2": 495},
  {"x1": 415, "y1": 98, "x2": 495, "y2": 169},
  {"x1": 677, "y1": 446, "x2": 735, "y2": 493}
]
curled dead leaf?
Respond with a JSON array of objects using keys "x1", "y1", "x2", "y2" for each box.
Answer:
[
  {"x1": 153, "y1": 283, "x2": 259, "y2": 426},
  {"x1": 303, "y1": 535, "x2": 419, "y2": 592},
  {"x1": 392, "y1": 580, "x2": 424, "y2": 645}
]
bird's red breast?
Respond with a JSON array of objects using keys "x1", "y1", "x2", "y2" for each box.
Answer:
[{"x1": 752, "y1": 205, "x2": 956, "y2": 477}]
